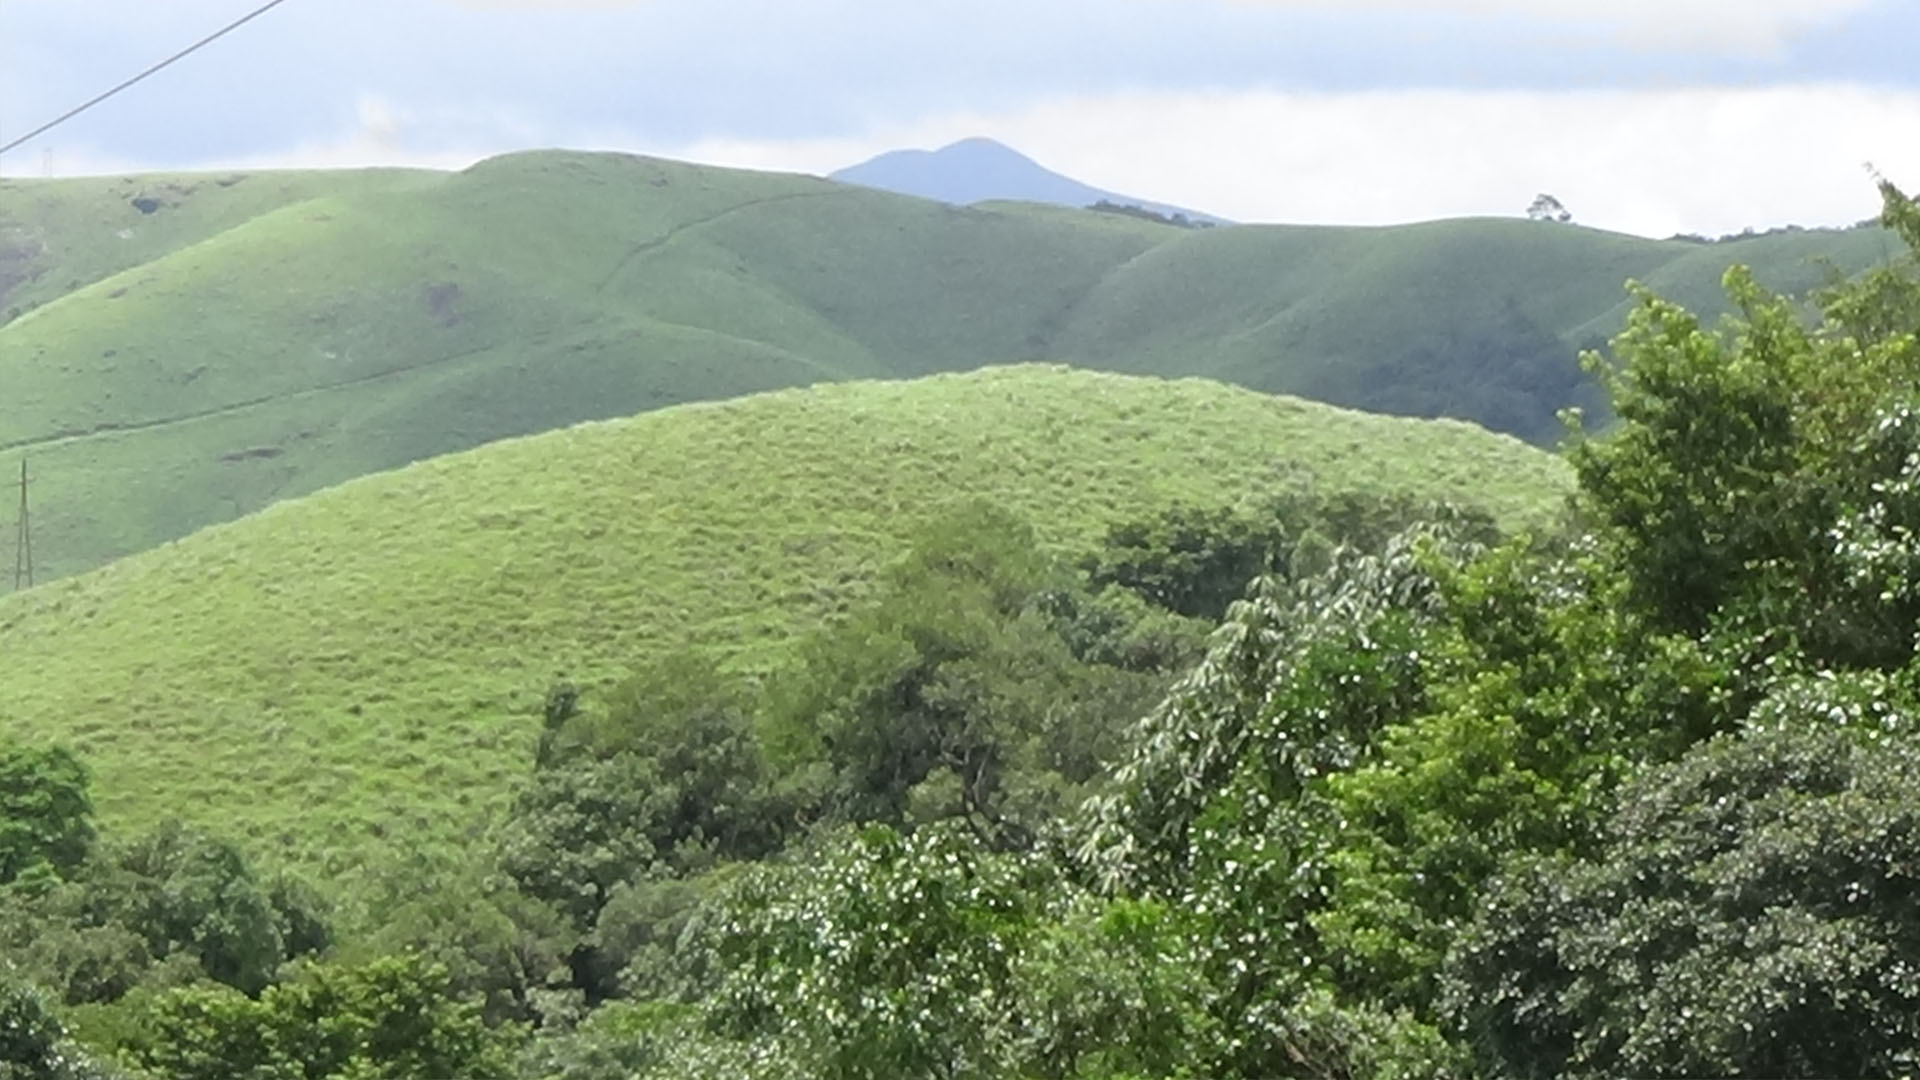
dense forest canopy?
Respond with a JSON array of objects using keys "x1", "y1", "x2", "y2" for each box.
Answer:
[{"x1": 3, "y1": 180, "x2": 1917, "y2": 1078}]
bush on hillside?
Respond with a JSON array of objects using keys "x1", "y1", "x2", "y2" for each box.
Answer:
[
  {"x1": 0, "y1": 821, "x2": 329, "y2": 1006},
  {"x1": 119, "y1": 954, "x2": 521, "y2": 1080},
  {"x1": 0, "y1": 742, "x2": 95, "y2": 890}
]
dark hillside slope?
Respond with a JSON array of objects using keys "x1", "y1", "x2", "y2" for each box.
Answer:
[
  {"x1": 0, "y1": 150, "x2": 1893, "y2": 580},
  {"x1": 1045, "y1": 216, "x2": 1682, "y2": 439}
]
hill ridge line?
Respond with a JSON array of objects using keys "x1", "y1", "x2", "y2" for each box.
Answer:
[{"x1": 595, "y1": 187, "x2": 851, "y2": 294}]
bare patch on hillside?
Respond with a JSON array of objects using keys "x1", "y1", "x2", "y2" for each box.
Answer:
[
  {"x1": 422, "y1": 281, "x2": 462, "y2": 327},
  {"x1": 0, "y1": 234, "x2": 47, "y2": 320},
  {"x1": 220, "y1": 446, "x2": 285, "y2": 463}
]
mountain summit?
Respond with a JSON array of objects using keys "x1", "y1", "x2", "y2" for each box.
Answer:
[{"x1": 831, "y1": 137, "x2": 1226, "y2": 223}]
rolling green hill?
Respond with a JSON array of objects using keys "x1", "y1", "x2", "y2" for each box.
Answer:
[
  {"x1": 1, "y1": 150, "x2": 1895, "y2": 582},
  {"x1": 0, "y1": 366, "x2": 1570, "y2": 883}
]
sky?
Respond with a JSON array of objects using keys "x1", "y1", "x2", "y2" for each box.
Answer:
[{"x1": 1, "y1": 0, "x2": 1916, "y2": 237}]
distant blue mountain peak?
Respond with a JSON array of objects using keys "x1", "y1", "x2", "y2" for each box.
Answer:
[{"x1": 831, "y1": 138, "x2": 1228, "y2": 225}]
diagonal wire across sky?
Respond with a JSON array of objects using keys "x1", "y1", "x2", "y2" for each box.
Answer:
[{"x1": 0, "y1": 0, "x2": 295, "y2": 158}]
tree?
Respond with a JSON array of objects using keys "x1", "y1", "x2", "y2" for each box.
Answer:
[
  {"x1": 510, "y1": 656, "x2": 785, "y2": 911},
  {"x1": 0, "y1": 742, "x2": 94, "y2": 889},
  {"x1": 1082, "y1": 525, "x2": 1481, "y2": 896},
  {"x1": 341, "y1": 848, "x2": 576, "y2": 1027},
  {"x1": 1569, "y1": 181, "x2": 1920, "y2": 670},
  {"x1": 1083, "y1": 492, "x2": 1494, "y2": 623},
  {"x1": 498, "y1": 654, "x2": 788, "y2": 1004},
  {"x1": 767, "y1": 501, "x2": 1177, "y2": 846},
  {"x1": 1084, "y1": 501, "x2": 1286, "y2": 620},
  {"x1": 1308, "y1": 543, "x2": 1727, "y2": 1015},
  {"x1": 704, "y1": 824, "x2": 1047, "y2": 1079},
  {"x1": 1526, "y1": 194, "x2": 1571, "y2": 223},
  {"x1": 0, "y1": 971, "x2": 119, "y2": 1080},
  {"x1": 514, "y1": 999, "x2": 703, "y2": 1080},
  {"x1": 1448, "y1": 719, "x2": 1920, "y2": 1079},
  {"x1": 1075, "y1": 525, "x2": 1505, "y2": 1076},
  {"x1": 698, "y1": 823, "x2": 1205, "y2": 1080},
  {"x1": 104, "y1": 822, "x2": 293, "y2": 998},
  {"x1": 126, "y1": 954, "x2": 521, "y2": 1080},
  {"x1": 0, "y1": 820, "x2": 328, "y2": 1006},
  {"x1": 0, "y1": 975, "x2": 67, "y2": 1080}
]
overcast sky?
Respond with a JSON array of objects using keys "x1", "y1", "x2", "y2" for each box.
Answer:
[{"x1": 2, "y1": 0, "x2": 1916, "y2": 236}]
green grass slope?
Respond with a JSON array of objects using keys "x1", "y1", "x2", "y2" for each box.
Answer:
[
  {"x1": 0, "y1": 167, "x2": 441, "y2": 320},
  {"x1": 0, "y1": 153, "x2": 1175, "y2": 580},
  {"x1": 0, "y1": 150, "x2": 1893, "y2": 581},
  {"x1": 0, "y1": 366, "x2": 1571, "y2": 883}
]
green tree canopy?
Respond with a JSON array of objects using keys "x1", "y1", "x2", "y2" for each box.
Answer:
[
  {"x1": 1570, "y1": 182, "x2": 1920, "y2": 672},
  {"x1": 0, "y1": 970, "x2": 117, "y2": 1080},
  {"x1": 765, "y1": 501, "x2": 1190, "y2": 846},
  {"x1": 124, "y1": 954, "x2": 520, "y2": 1080},
  {"x1": 0, "y1": 742, "x2": 94, "y2": 891},
  {"x1": 696, "y1": 823, "x2": 1205, "y2": 1080},
  {"x1": 1, "y1": 819, "x2": 328, "y2": 1007},
  {"x1": 1448, "y1": 718, "x2": 1920, "y2": 1079}
]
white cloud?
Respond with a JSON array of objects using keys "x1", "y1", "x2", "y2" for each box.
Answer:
[
  {"x1": 194, "y1": 94, "x2": 527, "y2": 173},
  {"x1": 17, "y1": 82, "x2": 1917, "y2": 241},
  {"x1": 0, "y1": 92, "x2": 499, "y2": 177},
  {"x1": 1221, "y1": 0, "x2": 1881, "y2": 54},
  {"x1": 441, "y1": 0, "x2": 647, "y2": 7},
  {"x1": 437, "y1": 0, "x2": 1881, "y2": 52},
  {"x1": 405, "y1": 0, "x2": 1888, "y2": 57},
  {"x1": 665, "y1": 83, "x2": 1920, "y2": 238}
]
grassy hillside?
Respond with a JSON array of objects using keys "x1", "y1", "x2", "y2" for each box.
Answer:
[
  {"x1": 0, "y1": 167, "x2": 442, "y2": 321},
  {"x1": 0, "y1": 366, "x2": 1570, "y2": 884},
  {"x1": 0, "y1": 150, "x2": 1893, "y2": 581}
]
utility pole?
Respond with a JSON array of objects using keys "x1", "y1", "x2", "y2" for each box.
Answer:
[{"x1": 13, "y1": 458, "x2": 31, "y2": 591}]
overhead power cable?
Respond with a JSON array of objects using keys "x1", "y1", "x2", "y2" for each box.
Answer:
[{"x1": 0, "y1": 0, "x2": 296, "y2": 157}]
